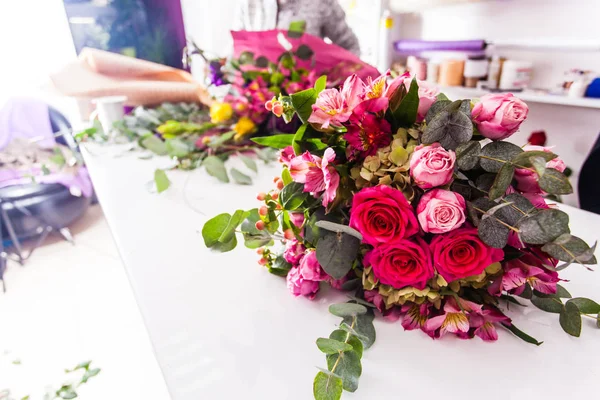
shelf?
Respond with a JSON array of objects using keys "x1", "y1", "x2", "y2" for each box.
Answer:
[{"x1": 437, "y1": 86, "x2": 600, "y2": 109}]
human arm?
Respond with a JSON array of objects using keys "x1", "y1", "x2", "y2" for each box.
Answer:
[{"x1": 320, "y1": 0, "x2": 361, "y2": 56}]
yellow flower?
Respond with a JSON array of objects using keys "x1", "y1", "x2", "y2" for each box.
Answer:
[
  {"x1": 233, "y1": 117, "x2": 257, "y2": 141},
  {"x1": 210, "y1": 102, "x2": 233, "y2": 123}
]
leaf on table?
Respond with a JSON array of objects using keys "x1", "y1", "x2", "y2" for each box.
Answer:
[
  {"x1": 230, "y1": 168, "x2": 253, "y2": 185},
  {"x1": 342, "y1": 311, "x2": 376, "y2": 349},
  {"x1": 502, "y1": 323, "x2": 543, "y2": 346},
  {"x1": 531, "y1": 295, "x2": 564, "y2": 314},
  {"x1": 203, "y1": 156, "x2": 229, "y2": 183},
  {"x1": 141, "y1": 135, "x2": 168, "y2": 156},
  {"x1": 560, "y1": 301, "x2": 582, "y2": 337},
  {"x1": 154, "y1": 169, "x2": 171, "y2": 193},
  {"x1": 329, "y1": 330, "x2": 363, "y2": 358},
  {"x1": 238, "y1": 153, "x2": 258, "y2": 173},
  {"x1": 566, "y1": 298, "x2": 600, "y2": 314},
  {"x1": 313, "y1": 371, "x2": 343, "y2": 400},
  {"x1": 326, "y1": 350, "x2": 361, "y2": 392}
]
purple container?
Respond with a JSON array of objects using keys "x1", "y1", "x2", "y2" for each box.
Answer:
[{"x1": 394, "y1": 39, "x2": 487, "y2": 54}]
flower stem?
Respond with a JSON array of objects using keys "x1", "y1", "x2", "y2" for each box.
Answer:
[
  {"x1": 472, "y1": 206, "x2": 520, "y2": 232},
  {"x1": 330, "y1": 316, "x2": 357, "y2": 375}
]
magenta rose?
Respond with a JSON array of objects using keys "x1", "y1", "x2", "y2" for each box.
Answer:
[
  {"x1": 364, "y1": 237, "x2": 434, "y2": 290},
  {"x1": 514, "y1": 145, "x2": 566, "y2": 193},
  {"x1": 349, "y1": 185, "x2": 419, "y2": 246},
  {"x1": 417, "y1": 189, "x2": 466, "y2": 234},
  {"x1": 298, "y1": 250, "x2": 327, "y2": 282},
  {"x1": 409, "y1": 143, "x2": 456, "y2": 189},
  {"x1": 284, "y1": 239, "x2": 306, "y2": 265},
  {"x1": 430, "y1": 227, "x2": 504, "y2": 282},
  {"x1": 471, "y1": 93, "x2": 529, "y2": 140}
]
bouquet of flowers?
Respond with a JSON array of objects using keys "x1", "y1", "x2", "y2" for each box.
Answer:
[{"x1": 202, "y1": 71, "x2": 599, "y2": 399}]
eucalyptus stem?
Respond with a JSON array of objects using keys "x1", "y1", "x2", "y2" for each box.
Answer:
[
  {"x1": 472, "y1": 206, "x2": 520, "y2": 232},
  {"x1": 478, "y1": 155, "x2": 536, "y2": 173},
  {"x1": 330, "y1": 316, "x2": 357, "y2": 376}
]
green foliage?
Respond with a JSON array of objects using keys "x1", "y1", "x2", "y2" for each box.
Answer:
[
  {"x1": 517, "y1": 209, "x2": 570, "y2": 245},
  {"x1": 202, "y1": 213, "x2": 238, "y2": 252},
  {"x1": 203, "y1": 156, "x2": 229, "y2": 183},
  {"x1": 154, "y1": 169, "x2": 171, "y2": 193},
  {"x1": 392, "y1": 78, "x2": 420, "y2": 128},
  {"x1": 291, "y1": 89, "x2": 318, "y2": 123},
  {"x1": 316, "y1": 338, "x2": 354, "y2": 354},
  {"x1": 296, "y1": 44, "x2": 315, "y2": 60},
  {"x1": 502, "y1": 323, "x2": 543, "y2": 346},
  {"x1": 316, "y1": 231, "x2": 360, "y2": 279},
  {"x1": 538, "y1": 168, "x2": 573, "y2": 195},
  {"x1": 251, "y1": 134, "x2": 295, "y2": 149},
  {"x1": 241, "y1": 209, "x2": 273, "y2": 249},
  {"x1": 328, "y1": 303, "x2": 368, "y2": 318},
  {"x1": 239, "y1": 51, "x2": 254, "y2": 65},
  {"x1": 479, "y1": 141, "x2": 523, "y2": 173},
  {"x1": 560, "y1": 301, "x2": 582, "y2": 337},
  {"x1": 313, "y1": 372, "x2": 343, "y2": 400},
  {"x1": 488, "y1": 163, "x2": 515, "y2": 200},
  {"x1": 166, "y1": 138, "x2": 191, "y2": 158},
  {"x1": 455, "y1": 141, "x2": 481, "y2": 170},
  {"x1": 280, "y1": 182, "x2": 308, "y2": 210},
  {"x1": 141, "y1": 135, "x2": 169, "y2": 155},
  {"x1": 314, "y1": 75, "x2": 327, "y2": 94},
  {"x1": 422, "y1": 101, "x2": 473, "y2": 150},
  {"x1": 230, "y1": 168, "x2": 252, "y2": 185},
  {"x1": 567, "y1": 298, "x2": 600, "y2": 314},
  {"x1": 238, "y1": 154, "x2": 258, "y2": 173},
  {"x1": 255, "y1": 56, "x2": 269, "y2": 68},
  {"x1": 288, "y1": 20, "x2": 307, "y2": 38},
  {"x1": 542, "y1": 234, "x2": 597, "y2": 265},
  {"x1": 531, "y1": 295, "x2": 563, "y2": 313}
]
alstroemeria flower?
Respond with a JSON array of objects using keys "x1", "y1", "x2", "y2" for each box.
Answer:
[
  {"x1": 501, "y1": 250, "x2": 560, "y2": 295},
  {"x1": 289, "y1": 148, "x2": 340, "y2": 206},
  {"x1": 307, "y1": 75, "x2": 365, "y2": 129},
  {"x1": 424, "y1": 298, "x2": 482, "y2": 338},
  {"x1": 401, "y1": 303, "x2": 431, "y2": 331},
  {"x1": 344, "y1": 114, "x2": 392, "y2": 157},
  {"x1": 469, "y1": 307, "x2": 511, "y2": 341}
]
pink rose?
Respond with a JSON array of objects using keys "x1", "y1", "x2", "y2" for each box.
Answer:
[
  {"x1": 286, "y1": 266, "x2": 320, "y2": 299},
  {"x1": 417, "y1": 189, "x2": 466, "y2": 234},
  {"x1": 349, "y1": 185, "x2": 419, "y2": 246},
  {"x1": 514, "y1": 145, "x2": 566, "y2": 193},
  {"x1": 409, "y1": 143, "x2": 456, "y2": 189},
  {"x1": 364, "y1": 237, "x2": 434, "y2": 290},
  {"x1": 430, "y1": 227, "x2": 504, "y2": 283},
  {"x1": 471, "y1": 93, "x2": 529, "y2": 140},
  {"x1": 283, "y1": 239, "x2": 306, "y2": 265},
  {"x1": 298, "y1": 250, "x2": 327, "y2": 281}
]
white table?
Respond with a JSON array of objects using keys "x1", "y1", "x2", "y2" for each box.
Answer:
[{"x1": 82, "y1": 144, "x2": 600, "y2": 400}]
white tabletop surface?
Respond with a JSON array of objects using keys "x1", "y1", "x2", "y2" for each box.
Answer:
[{"x1": 82, "y1": 143, "x2": 600, "y2": 400}]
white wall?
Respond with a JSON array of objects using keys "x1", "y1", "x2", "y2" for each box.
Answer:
[{"x1": 395, "y1": 0, "x2": 600, "y2": 206}]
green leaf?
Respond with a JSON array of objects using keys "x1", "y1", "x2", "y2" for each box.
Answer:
[
  {"x1": 165, "y1": 138, "x2": 191, "y2": 158},
  {"x1": 202, "y1": 213, "x2": 237, "y2": 252},
  {"x1": 230, "y1": 168, "x2": 253, "y2": 185},
  {"x1": 326, "y1": 350, "x2": 361, "y2": 392},
  {"x1": 241, "y1": 209, "x2": 273, "y2": 249},
  {"x1": 567, "y1": 298, "x2": 600, "y2": 314},
  {"x1": 542, "y1": 234, "x2": 597, "y2": 265},
  {"x1": 314, "y1": 75, "x2": 327, "y2": 94},
  {"x1": 534, "y1": 284, "x2": 572, "y2": 299},
  {"x1": 238, "y1": 153, "x2": 258, "y2": 173},
  {"x1": 329, "y1": 330, "x2": 363, "y2": 358},
  {"x1": 560, "y1": 301, "x2": 582, "y2": 337},
  {"x1": 495, "y1": 193, "x2": 536, "y2": 226},
  {"x1": 597, "y1": 313, "x2": 600, "y2": 328},
  {"x1": 531, "y1": 295, "x2": 564, "y2": 313},
  {"x1": 329, "y1": 303, "x2": 368, "y2": 318},
  {"x1": 141, "y1": 135, "x2": 168, "y2": 156},
  {"x1": 288, "y1": 20, "x2": 306, "y2": 38},
  {"x1": 74, "y1": 360, "x2": 92, "y2": 370},
  {"x1": 315, "y1": 221, "x2": 363, "y2": 240},
  {"x1": 517, "y1": 209, "x2": 570, "y2": 245},
  {"x1": 251, "y1": 134, "x2": 295, "y2": 149},
  {"x1": 57, "y1": 387, "x2": 78, "y2": 400},
  {"x1": 517, "y1": 284, "x2": 533, "y2": 299},
  {"x1": 477, "y1": 216, "x2": 510, "y2": 249},
  {"x1": 81, "y1": 367, "x2": 101, "y2": 383},
  {"x1": 279, "y1": 182, "x2": 308, "y2": 210},
  {"x1": 316, "y1": 231, "x2": 360, "y2": 279},
  {"x1": 502, "y1": 323, "x2": 543, "y2": 346},
  {"x1": 203, "y1": 156, "x2": 229, "y2": 183},
  {"x1": 282, "y1": 168, "x2": 293, "y2": 185},
  {"x1": 270, "y1": 71, "x2": 285, "y2": 86},
  {"x1": 316, "y1": 338, "x2": 353, "y2": 354},
  {"x1": 538, "y1": 168, "x2": 573, "y2": 195},
  {"x1": 512, "y1": 150, "x2": 557, "y2": 167},
  {"x1": 218, "y1": 209, "x2": 249, "y2": 243},
  {"x1": 296, "y1": 44, "x2": 314, "y2": 60},
  {"x1": 392, "y1": 78, "x2": 420, "y2": 128},
  {"x1": 207, "y1": 131, "x2": 235, "y2": 149},
  {"x1": 342, "y1": 311, "x2": 376, "y2": 349},
  {"x1": 489, "y1": 163, "x2": 515, "y2": 200},
  {"x1": 291, "y1": 88, "x2": 317, "y2": 123},
  {"x1": 479, "y1": 141, "x2": 523, "y2": 173},
  {"x1": 269, "y1": 254, "x2": 292, "y2": 276},
  {"x1": 154, "y1": 169, "x2": 171, "y2": 193},
  {"x1": 425, "y1": 99, "x2": 451, "y2": 123},
  {"x1": 421, "y1": 108, "x2": 473, "y2": 150},
  {"x1": 313, "y1": 371, "x2": 343, "y2": 400},
  {"x1": 455, "y1": 141, "x2": 481, "y2": 170},
  {"x1": 239, "y1": 51, "x2": 254, "y2": 65}
]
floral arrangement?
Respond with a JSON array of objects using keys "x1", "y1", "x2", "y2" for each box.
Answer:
[{"x1": 202, "y1": 71, "x2": 600, "y2": 399}]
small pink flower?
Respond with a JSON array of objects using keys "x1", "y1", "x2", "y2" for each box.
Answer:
[
  {"x1": 286, "y1": 266, "x2": 320, "y2": 299},
  {"x1": 469, "y1": 307, "x2": 511, "y2": 341},
  {"x1": 284, "y1": 239, "x2": 306, "y2": 265},
  {"x1": 500, "y1": 249, "x2": 560, "y2": 295},
  {"x1": 417, "y1": 189, "x2": 466, "y2": 234},
  {"x1": 308, "y1": 89, "x2": 351, "y2": 129},
  {"x1": 424, "y1": 298, "x2": 480, "y2": 338},
  {"x1": 472, "y1": 93, "x2": 529, "y2": 140},
  {"x1": 289, "y1": 148, "x2": 340, "y2": 206},
  {"x1": 345, "y1": 114, "x2": 392, "y2": 158},
  {"x1": 410, "y1": 143, "x2": 456, "y2": 189},
  {"x1": 514, "y1": 145, "x2": 566, "y2": 194},
  {"x1": 298, "y1": 250, "x2": 327, "y2": 281},
  {"x1": 279, "y1": 146, "x2": 295, "y2": 167},
  {"x1": 401, "y1": 303, "x2": 431, "y2": 331}
]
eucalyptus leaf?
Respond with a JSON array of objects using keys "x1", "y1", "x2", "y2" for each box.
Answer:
[
  {"x1": 475, "y1": 173, "x2": 496, "y2": 193},
  {"x1": 330, "y1": 330, "x2": 363, "y2": 358},
  {"x1": 517, "y1": 284, "x2": 533, "y2": 299},
  {"x1": 329, "y1": 303, "x2": 368, "y2": 318},
  {"x1": 517, "y1": 209, "x2": 570, "y2": 245},
  {"x1": 207, "y1": 131, "x2": 236, "y2": 148},
  {"x1": 316, "y1": 231, "x2": 360, "y2": 279},
  {"x1": 502, "y1": 323, "x2": 543, "y2": 346},
  {"x1": 495, "y1": 193, "x2": 536, "y2": 225},
  {"x1": 251, "y1": 134, "x2": 295, "y2": 149},
  {"x1": 342, "y1": 311, "x2": 376, "y2": 349},
  {"x1": 202, "y1": 213, "x2": 238, "y2": 252},
  {"x1": 489, "y1": 163, "x2": 515, "y2": 200},
  {"x1": 541, "y1": 234, "x2": 597, "y2": 264},
  {"x1": 531, "y1": 295, "x2": 564, "y2": 313},
  {"x1": 566, "y1": 298, "x2": 600, "y2": 314},
  {"x1": 478, "y1": 216, "x2": 510, "y2": 249},
  {"x1": 422, "y1": 109, "x2": 473, "y2": 150},
  {"x1": 326, "y1": 350, "x2": 361, "y2": 392},
  {"x1": 154, "y1": 169, "x2": 171, "y2": 193},
  {"x1": 313, "y1": 371, "x2": 343, "y2": 400},
  {"x1": 237, "y1": 153, "x2": 258, "y2": 172},
  {"x1": 141, "y1": 135, "x2": 169, "y2": 155},
  {"x1": 239, "y1": 51, "x2": 254, "y2": 65},
  {"x1": 512, "y1": 150, "x2": 558, "y2": 167},
  {"x1": 538, "y1": 168, "x2": 573, "y2": 195},
  {"x1": 255, "y1": 56, "x2": 269, "y2": 68},
  {"x1": 315, "y1": 221, "x2": 363, "y2": 240},
  {"x1": 560, "y1": 301, "x2": 582, "y2": 337},
  {"x1": 166, "y1": 138, "x2": 191, "y2": 158},
  {"x1": 425, "y1": 99, "x2": 451, "y2": 123},
  {"x1": 480, "y1": 141, "x2": 523, "y2": 173},
  {"x1": 534, "y1": 284, "x2": 572, "y2": 299},
  {"x1": 455, "y1": 141, "x2": 481, "y2": 170},
  {"x1": 316, "y1": 338, "x2": 353, "y2": 354},
  {"x1": 230, "y1": 168, "x2": 253, "y2": 185},
  {"x1": 203, "y1": 156, "x2": 229, "y2": 183}
]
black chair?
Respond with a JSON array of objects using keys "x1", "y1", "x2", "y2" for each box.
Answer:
[
  {"x1": 578, "y1": 134, "x2": 600, "y2": 214},
  {"x1": 0, "y1": 105, "x2": 92, "y2": 291}
]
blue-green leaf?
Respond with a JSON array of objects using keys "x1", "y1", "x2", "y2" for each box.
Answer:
[
  {"x1": 203, "y1": 156, "x2": 229, "y2": 183},
  {"x1": 230, "y1": 168, "x2": 252, "y2": 185},
  {"x1": 313, "y1": 371, "x2": 343, "y2": 400},
  {"x1": 316, "y1": 338, "x2": 353, "y2": 354}
]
